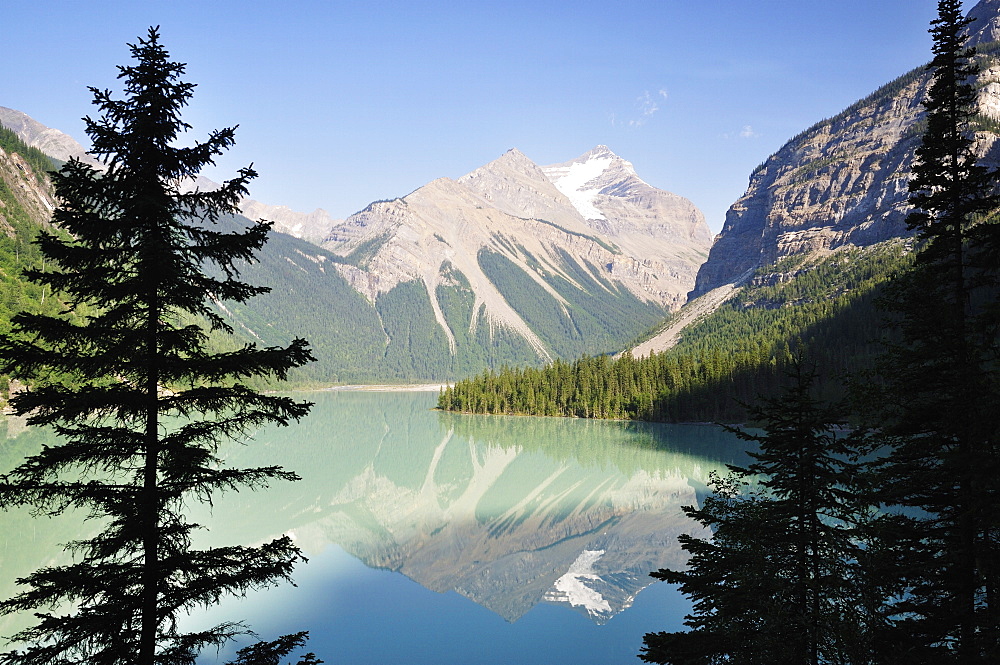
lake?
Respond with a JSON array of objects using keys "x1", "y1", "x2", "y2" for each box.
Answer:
[{"x1": 0, "y1": 390, "x2": 750, "y2": 664}]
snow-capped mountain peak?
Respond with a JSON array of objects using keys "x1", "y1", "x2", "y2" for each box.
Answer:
[{"x1": 540, "y1": 145, "x2": 644, "y2": 221}]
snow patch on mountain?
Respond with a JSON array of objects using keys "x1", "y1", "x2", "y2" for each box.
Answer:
[{"x1": 542, "y1": 155, "x2": 614, "y2": 220}]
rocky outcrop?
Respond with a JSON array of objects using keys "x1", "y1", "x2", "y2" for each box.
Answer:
[
  {"x1": 689, "y1": 69, "x2": 931, "y2": 297},
  {"x1": 689, "y1": 0, "x2": 1000, "y2": 299},
  {"x1": 968, "y1": 0, "x2": 1000, "y2": 47},
  {"x1": 0, "y1": 138, "x2": 57, "y2": 234}
]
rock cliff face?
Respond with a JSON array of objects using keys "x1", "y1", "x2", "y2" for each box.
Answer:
[
  {"x1": 968, "y1": 0, "x2": 1000, "y2": 48},
  {"x1": 689, "y1": 0, "x2": 1000, "y2": 299}
]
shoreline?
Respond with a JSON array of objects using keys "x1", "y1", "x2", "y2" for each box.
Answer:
[{"x1": 319, "y1": 383, "x2": 449, "y2": 392}]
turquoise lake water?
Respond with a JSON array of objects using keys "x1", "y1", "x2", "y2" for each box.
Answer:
[{"x1": 0, "y1": 390, "x2": 750, "y2": 664}]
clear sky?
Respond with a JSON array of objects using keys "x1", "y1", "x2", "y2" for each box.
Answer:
[{"x1": 4, "y1": 0, "x2": 962, "y2": 232}]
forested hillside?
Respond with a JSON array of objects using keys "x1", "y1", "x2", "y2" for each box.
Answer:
[
  {"x1": 438, "y1": 240, "x2": 913, "y2": 422},
  {"x1": 0, "y1": 128, "x2": 77, "y2": 361},
  {"x1": 195, "y1": 220, "x2": 670, "y2": 384}
]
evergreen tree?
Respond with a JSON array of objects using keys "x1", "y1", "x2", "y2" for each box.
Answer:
[
  {"x1": 640, "y1": 473, "x2": 790, "y2": 665},
  {"x1": 641, "y1": 363, "x2": 874, "y2": 665},
  {"x1": 0, "y1": 28, "x2": 318, "y2": 665},
  {"x1": 866, "y1": 1, "x2": 1000, "y2": 661}
]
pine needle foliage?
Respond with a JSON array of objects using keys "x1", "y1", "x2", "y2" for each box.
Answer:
[
  {"x1": 863, "y1": 1, "x2": 1000, "y2": 660},
  {"x1": 0, "y1": 28, "x2": 318, "y2": 665},
  {"x1": 641, "y1": 363, "x2": 876, "y2": 665}
]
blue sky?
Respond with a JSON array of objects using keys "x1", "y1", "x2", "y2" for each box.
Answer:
[{"x1": 5, "y1": 0, "x2": 959, "y2": 232}]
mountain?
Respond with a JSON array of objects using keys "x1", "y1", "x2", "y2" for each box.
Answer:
[
  {"x1": 541, "y1": 146, "x2": 709, "y2": 261},
  {"x1": 0, "y1": 107, "x2": 99, "y2": 167},
  {"x1": 439, "y1": 0, "x2": 1000, "y2": 422},
  {"x1": 238, "y1": 198, "x2": 341, "y2": 243},
  {"x1": 0, "y1": 109, "x2": 710, "y2": 383},
  {"x1": 623, "y1": 0, "x2": 1000, "y2": 359},
  {"x1": 316, "y1": 146, "x2": 710, "y2": 367},
  {"x1": 237, "y1": 144, "x2": 710, "y2": 382},
  {"x1": 687, "y1": 2, "x2": 1000, "y2": 303},
  {"x1": 968, "y1": 0, "x2": 1000, "y2": 46}
]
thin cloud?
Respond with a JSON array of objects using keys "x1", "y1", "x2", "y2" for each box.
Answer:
[
  {"x1": 721, "y1": 124, "x2": 761, "y2": 140},
  {"x1": 621, "y1": 88, "x2": 668, "y2": 128}
]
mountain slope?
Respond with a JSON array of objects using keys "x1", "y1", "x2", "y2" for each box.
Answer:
[
  {"x1": 1, "y1": 108, "x2": 711, "y2": 382},
  {"x1": 203, "y1": 144, "x2": 712, "y2": 380},
  {"x1": 0, "y1": 107, "x2": 98, "y2": 167},
  {"x1": 318, "y1": 146, "x2": 711, "y2": 369},
  {"x1": 440, "y1": 0, "x2": 1000, "y2": 421},
  {"x1": 689, "y1": 7, "x2": 1000, "y2": 301},
  {"x1": 0, "y1": 126, "x2": 64, "y2": 333}
]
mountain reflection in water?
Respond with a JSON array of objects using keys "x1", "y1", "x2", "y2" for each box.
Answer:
[
  {"x1": 193, "y1": 391, "x2": 748, "y2": 625},
  {"x1": 0, "y1": 390, "x2": 749, "y2": 645}
]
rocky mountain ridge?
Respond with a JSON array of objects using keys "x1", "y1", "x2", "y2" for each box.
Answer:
[
  {"x1": 0, "y1": 107, "x2": 100, "y2": 168},
  {"x1": 688, "y1": 0, "x2": 1000, "y2": 301},
  {"x1": 319, "y1": 145, "x2": 710, "y2": 362},
  {"x1": 237, "y1": 198, "x2": 342, "y2": 243},
  {"x1": 0, "y1": 110, "x2": 709, "y2": 380}
]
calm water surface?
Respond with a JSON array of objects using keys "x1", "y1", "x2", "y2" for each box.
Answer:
[{"x1": 0, "y1": 391, "x2": 750, "y2": 664}]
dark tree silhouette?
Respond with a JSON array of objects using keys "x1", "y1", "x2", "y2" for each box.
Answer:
[
  {"x1": 640, "y1": 472, "x2": 789, "y2": 665},
  {"x1": 642, "y1": 363, "x2": 874, "y2": 665},
  {"x1": 0, "y1": 28, "x2": 319, "y2": 665},
  {"x1": 867, "y1": 1, "x2": 1000, "y2": 661}
]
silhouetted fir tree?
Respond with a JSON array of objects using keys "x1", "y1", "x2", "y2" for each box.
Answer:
[
  {"x1": 642, "y1": 363, "x2": 874, "y2": 665},
  {"x1": 862, "y1": 1, "x2": 1000, "y2": 662},
  {"x1": 640, "y1": 473, "x2": 789, "y2": 665},
  {"x1": 0, "y1": 28, "x2": 319, "y2": 665}
]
